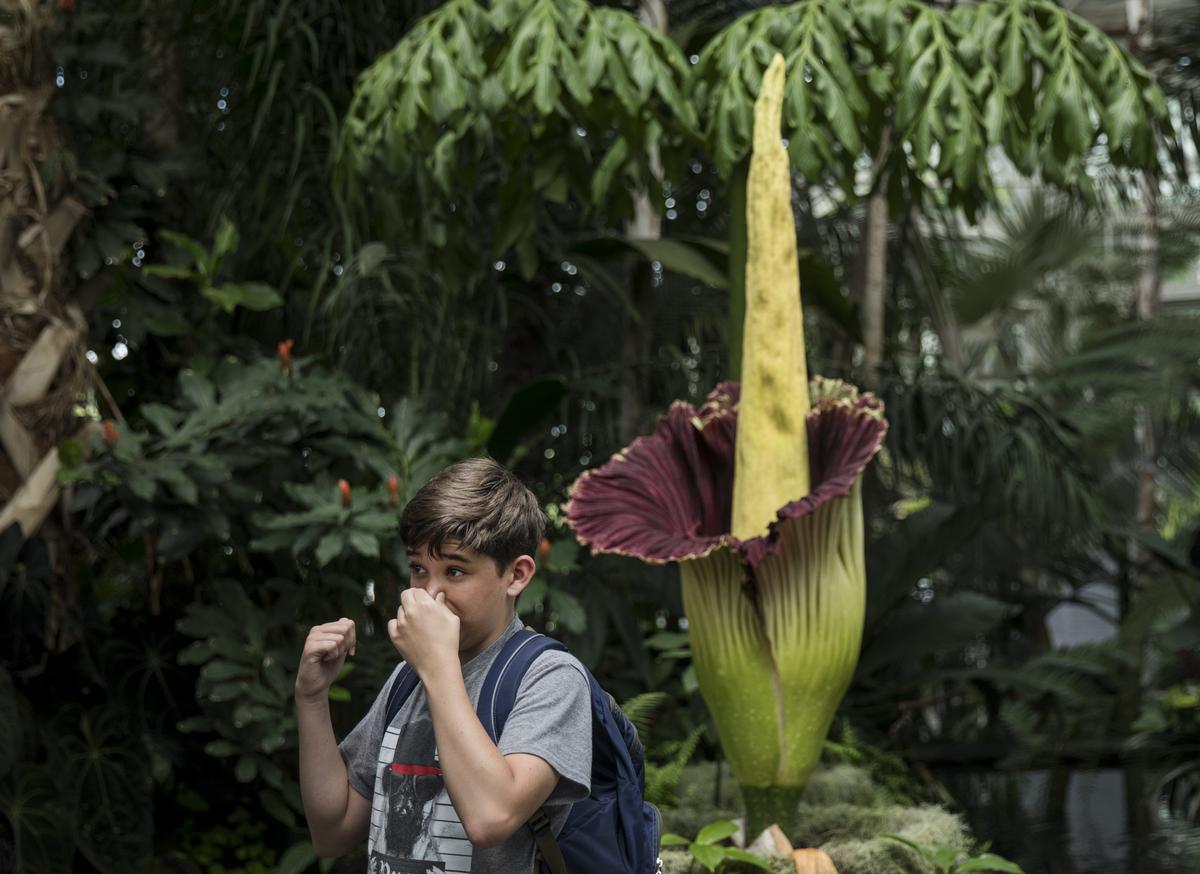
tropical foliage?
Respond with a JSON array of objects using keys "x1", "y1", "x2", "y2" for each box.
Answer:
[{"x1": 0, "y1": 0, "x2": 1197, "y2": 872}]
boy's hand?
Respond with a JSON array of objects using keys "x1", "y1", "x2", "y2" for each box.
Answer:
[
  {"x1": 388, "y1": 589, "x2": 460, "y2": 677},
  {"x1": 295, "y1": 618, "x2": 356, "y2": 704}
]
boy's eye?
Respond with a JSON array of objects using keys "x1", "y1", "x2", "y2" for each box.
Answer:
[
  {"x1": 409, "y1": 565, "x2": 425, "y2": 575},
  {"x1": 447, "y1": 567, "x2": 465, "y2": 578}
]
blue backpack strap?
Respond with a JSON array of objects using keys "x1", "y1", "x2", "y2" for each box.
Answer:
[
  {"x1": 475, "y1": 630, "x2": 567, "y2": 743},
  {"x1": 476, "y1": 631, "x2": 571, "y2": 874},
  {"x1": 384, "y1": 663, "x2": 421, "y2": 727}
]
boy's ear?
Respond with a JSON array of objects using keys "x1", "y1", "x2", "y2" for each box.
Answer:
[{"x1": 505, "y1": 555, "x2": 536, "y2": 598}]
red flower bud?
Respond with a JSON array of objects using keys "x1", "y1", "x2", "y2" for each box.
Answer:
[
  {"x1": 537, "y1": 537, "x2": 551, "y2": 561},
  {"x1": 387, "y1": 474, "x2": 400, "y2": 505},
  {"x1": 338, "y1": 479, "x2": 352, "y2": 507},
  {"x1": 58, "y1": 0, "x2": 75, "y2": 11},
  {"x1": 102, "y1": 419, "x2": 119, "y2": 446},
  {"x1": 277, "y1": 339, "x2": 294, "y2": 374}
]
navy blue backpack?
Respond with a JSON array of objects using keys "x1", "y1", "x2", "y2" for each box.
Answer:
[{"x1": 384, "y1": 630, "x2": 662, "y2": 873}]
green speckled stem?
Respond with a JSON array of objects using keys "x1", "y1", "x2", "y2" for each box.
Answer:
[
  {"x1": 742, "y1": 785, "x2": 805, "y2": 841},
  {"x1": 680, "y1": 549, "x2": 781, "y2": 785}
]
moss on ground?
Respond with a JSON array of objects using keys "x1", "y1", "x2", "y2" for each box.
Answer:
[
  {"x1": 795, "y1": 801, "x2": 968, "y2": 874},
  {"x1": 798, "y1": 764, "x2": 883, "y2": 807},
  {"x1": 657, "y1": 763, "x2": 969, "y2": 874}
]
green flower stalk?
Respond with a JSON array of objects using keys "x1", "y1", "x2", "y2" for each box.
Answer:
[{"x1": 566, "y1": 54, "x2": 887, "y2": 839}]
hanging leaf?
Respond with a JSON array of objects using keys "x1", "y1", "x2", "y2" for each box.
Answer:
[
  {"x1": 339, "y1": 0, "x2": 695, "y2": 268},
  {"x1": 204, "y1": 282, "x2": 284, "y2": 313},
  {"x1": 693, "y1": 2, "x2": 867, "y2": 179}
]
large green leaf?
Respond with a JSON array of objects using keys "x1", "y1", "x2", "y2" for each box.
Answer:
[
  {"x1": 158, "y1": 229, "x2": 208, "y2": 272},
  {"x1": 276, "y1": 841, "x2": 317, "y2": 874},
  {"x1": 0, "y1": 766, "x2": 74, "y2": 873},
  {"x1": 486, "y1": 379, "x2": 568, "y2": 464},
  {"x1": 689, "y1": 842, "x2": 726, "y2": 871},
  {"x1": 140, "y1": 263, "x2": 198, "y2": 280},
  {"x1": 58, "y1": 709, "x2": 153, "y2": 874},
  {"x1": 858, "y1": 591, "x2": 1015, "y2": 676},
  {"x1": 547, "y1": 587, "x2": 587, "y2": 635},
  {"x1": 212, "y1": 214, "x2": 239, "y2": 263},
  {"x1": 958, "y1": 853, "x2": 1026, "y2": 873},
  {"x1": 573, "y1": 236, "x2": 728, "y2": 289},
  {"x1": 795, "y1": 246, "x2": 861, "y2": 342},
  {"x1": 865, "y1": 502, "x2": 984, "y2": 629},
  {"x1": 204, "y1": 282, "x2": 284, "y2": 313},
  {"x1": 0, "y1": 668, "x2": 20, "y2": 779},
  {"x1": 695, "y1": 818, "x2": 739, "y2": 846},
  {"x1": 315, "y1": 531, "x2": 347, "y2": 567}
]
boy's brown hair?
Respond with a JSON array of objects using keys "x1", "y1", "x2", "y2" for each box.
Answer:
[{"x1": 399, "y1": 457, "x2": 545, "y2": 572}]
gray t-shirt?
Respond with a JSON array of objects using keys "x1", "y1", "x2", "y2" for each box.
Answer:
[{"x1": 339, "y1": 616, "x2": 592, "y2": 873}]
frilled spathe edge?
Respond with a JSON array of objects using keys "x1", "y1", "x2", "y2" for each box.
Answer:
[
  {"x1": 735, "y1": 385, "x2": 887, "y2": 568},
  {"x1": 564, "y1": 379, "x2": 887, "y2": 566},
  {"x1": 564, "y1": 388, "x2": 738, "y2": 564}
]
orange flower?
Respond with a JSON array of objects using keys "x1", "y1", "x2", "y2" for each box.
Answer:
[
  {"x1": 102, "y1": 420, "x2": 119, "y2": 446},
  {"x1": 338, "y1": 479, "x2": 352, "y2": 507},
  {"x1": 537, "y1": 537, "x2": 551, "y2": 561},
  {"x1": 387, "y1": 474, "x2": 400, "y2": 505},
  {"x1": 277, "y1": 339, "x2": 294, "y2": 374}
]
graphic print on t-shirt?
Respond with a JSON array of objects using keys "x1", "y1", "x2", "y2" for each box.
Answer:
[{"x1": 367, "y1": 714, "x2": 472, "y2": 874}]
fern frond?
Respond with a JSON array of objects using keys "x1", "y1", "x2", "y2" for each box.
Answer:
[
  {"x1": 645, "y1": 725, "x2": 705, "y2": 808},
  {"x1": 620, "y1": 692, "x2": 670, "y2": 741}
]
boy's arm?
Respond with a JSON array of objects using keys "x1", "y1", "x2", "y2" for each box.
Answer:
[
  {"x1": 391, "y1": 589, "x2": 564, "y2": 848},
  {"x1": 422, "y1": 662, "x2": 561, "y2": 848},
  {"x1": 295, "y1": 619, "x2": 373, "y2": 857}
]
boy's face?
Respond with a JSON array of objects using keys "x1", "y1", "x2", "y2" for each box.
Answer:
[{"x1": 405, "y1": 541, "x2": 534, "y2": 661}]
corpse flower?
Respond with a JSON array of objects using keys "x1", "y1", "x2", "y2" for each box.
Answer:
[{"x1": 565, "y1": 55, "x2": 887, "y2": 837}]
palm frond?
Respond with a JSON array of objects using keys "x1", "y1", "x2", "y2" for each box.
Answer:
[
  {"x1": 879, "y1": 367, "x2": 1103, "y2": 538},
  {"x1": 927, "y1": 194, "x2": 1099, "y2": 328}
]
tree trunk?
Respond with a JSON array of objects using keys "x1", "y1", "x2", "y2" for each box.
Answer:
[
  {"x1": 617, "y1": 0, "x2": 667, "y2": 442},
  {"x1": 1122, "y1": 169, "x2": 1160, "y2": 874},
  {"x1": 1116, "y1": 0, "x2": 1160, "y2": 803},
  {"x1": 1132, "y1": 174, "x2": 1160, "y2": 539},
  {"x1": 1126, "y1": 0, "x2": 1153, "y2": 52},
  {"x1": 860, "y1": 125, "x2": 893, "y2": 388},
  {"x1": 0, "y1": 2, "x2": 88, "y2": 538}
]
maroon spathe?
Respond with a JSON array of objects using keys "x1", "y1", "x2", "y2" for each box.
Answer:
[{"x1": 565, "y1": 380, "x2": 887, "y2": 569}]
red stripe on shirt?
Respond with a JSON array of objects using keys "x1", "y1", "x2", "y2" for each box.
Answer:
[{"x1": 389, "y1": 763, "x2": 443, "y2": 776}]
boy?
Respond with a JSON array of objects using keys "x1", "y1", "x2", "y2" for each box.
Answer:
[{"x1": 295, "y1": 458, "x2": 593, "y2": 873}]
